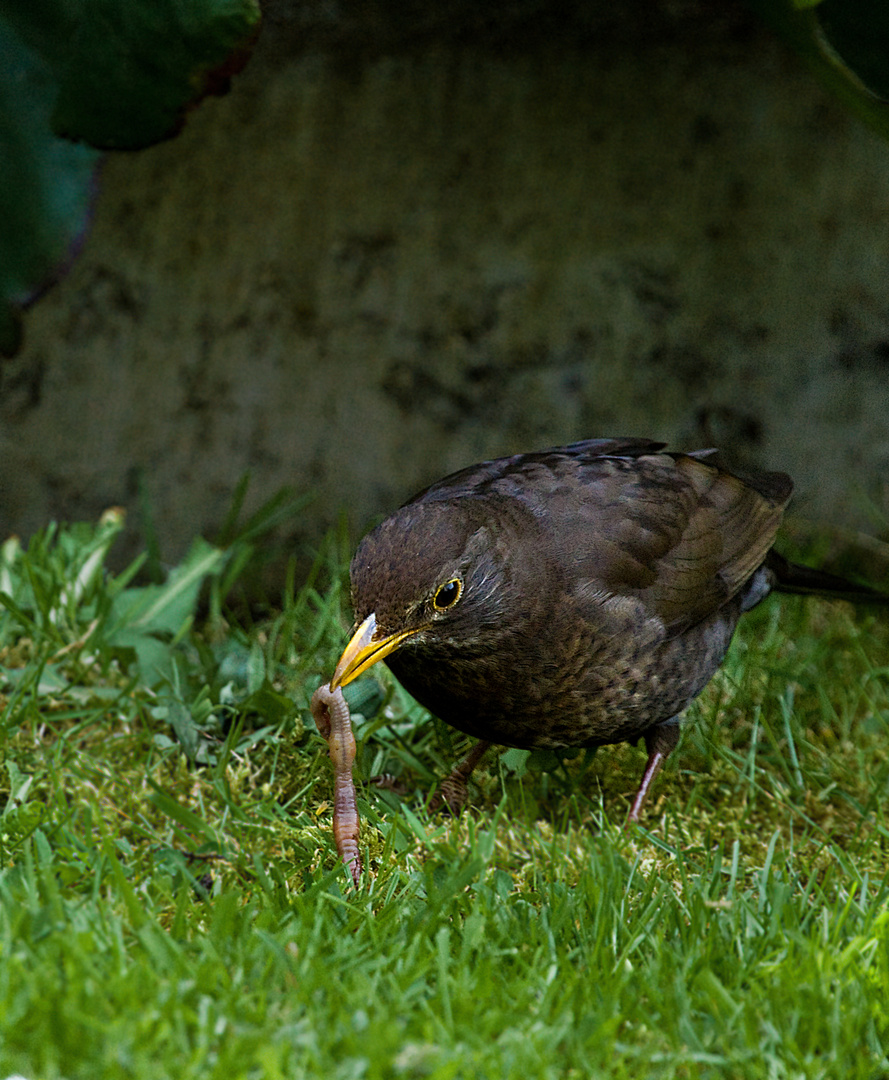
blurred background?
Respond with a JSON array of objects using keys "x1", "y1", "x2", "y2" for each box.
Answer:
[{"x1": 2, "y1": 0, "x2": 889, "y2": 575}]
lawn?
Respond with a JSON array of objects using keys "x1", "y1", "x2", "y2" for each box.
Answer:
[{"x1": 0, "y1": 508, "x2": 887, "y2": 1079}]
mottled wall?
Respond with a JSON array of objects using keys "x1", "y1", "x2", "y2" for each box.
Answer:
[{"x1": 3, "y1": 5, "x2": 889, "y2": 565}]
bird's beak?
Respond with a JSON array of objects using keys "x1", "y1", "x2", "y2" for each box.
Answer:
[{"x1": 330, "y1": 612, "x2": 419, "y2": 690}]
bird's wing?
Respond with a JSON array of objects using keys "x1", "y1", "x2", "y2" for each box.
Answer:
[
  {"x1": 561, "y1": 451, "x2": 790, "y2": 635},
  {"x1": 406, "y1": 439, "x2": 792, "y2": 636},
  {"x1": 404, "y1": 438, "x2": 666, "y2": 505},
  {"x1": 513, "y1": 447, "x2": 791, "y2": 636}
]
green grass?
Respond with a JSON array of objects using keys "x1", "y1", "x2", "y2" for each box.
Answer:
[{"x1": 1, "y1": 513, "x2": 888, "y2": 1079}]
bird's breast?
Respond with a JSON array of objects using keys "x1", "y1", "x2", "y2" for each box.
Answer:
[{"x1": 385, "y1": 594, "x2": 744, "y2": 751}]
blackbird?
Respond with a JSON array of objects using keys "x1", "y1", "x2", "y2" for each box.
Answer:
[{"x1": 329, "y1": 438, "x2": 887, "y2": 821}]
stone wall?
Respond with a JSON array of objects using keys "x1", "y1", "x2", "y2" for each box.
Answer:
[{"x1": 2, "y1": 3, "x2": 889, "y2": 566}]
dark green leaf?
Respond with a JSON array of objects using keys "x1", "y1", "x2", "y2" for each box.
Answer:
[
  {"x1": 165, "y1": 698, "x2": 201, "y2": 761},
  {"x1": 499, "y1": 747, "x2": 531, "y2": 778},
  {"x1": 106, "y1": 539, "x2": 226, "y2": 684},
  {"x1": 751, "y1": 0, "x2": 889, "y2": 139},
  {"x1": 0, "y1": 0, "x2": 260, "y2": 354},
  {"x1": 3, "y1": 0, "x2": 261, "y2": 150},
  {"x1": 242, "y1": 681, "x2": 297, "y2": 725},
  {"x1": 109, "y1": 539, "x2": 225, "y2": 639},
  {"x1": 815, "y1": 0, "x2": 889, "y2": 102},
  {"x1": 0, "y1": 18, "x2": 99, "y2": 356}
]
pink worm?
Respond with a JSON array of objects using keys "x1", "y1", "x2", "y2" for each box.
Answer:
[{"x1": 310, "y1": 683, "x2": 361, "y2": 887}]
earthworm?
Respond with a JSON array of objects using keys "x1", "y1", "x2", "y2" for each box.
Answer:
[{"x1": 310, "y1": 682, "x2": 361, "y2": 887}]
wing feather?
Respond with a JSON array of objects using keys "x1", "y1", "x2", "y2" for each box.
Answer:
[{"x1": 407, "y1": 439, "x2": 792, "y2": 637}]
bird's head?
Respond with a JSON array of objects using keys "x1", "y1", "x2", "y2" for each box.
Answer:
[{"x1": 330, "y1": 499, "x2": 523, "y2": 690}]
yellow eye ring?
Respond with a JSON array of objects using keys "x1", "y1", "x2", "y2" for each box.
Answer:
[{"x1": 433, "y1": 578, "x2": 462, "y2": 612}]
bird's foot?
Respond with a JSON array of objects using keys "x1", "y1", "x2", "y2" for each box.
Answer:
[
  {"x1": 429, "y1": 776, "x2": 469, "y2": 816},
  {"x1": 366, "y1": 773, "x2": 410, "y2": 796},
  {"x1": 428, "y1": 739, "x2": 492, "y2": 816}
]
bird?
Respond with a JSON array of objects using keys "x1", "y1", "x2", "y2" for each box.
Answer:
[{"x1": 328, "y1": 437, "x2": 887, "y2": 822}]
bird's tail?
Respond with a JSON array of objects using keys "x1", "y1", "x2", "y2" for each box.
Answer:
[{"x1": 766, "y1": 550, "x2": 889, "y2": 604}]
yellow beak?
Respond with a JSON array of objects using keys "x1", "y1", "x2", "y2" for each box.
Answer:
[{"x1": 330, "y1": 612, "x2": 420, "y2": 690}]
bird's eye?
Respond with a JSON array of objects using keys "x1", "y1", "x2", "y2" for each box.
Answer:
[{"x1": 433, "y1": 578, "x2": 462, "y2": 612}]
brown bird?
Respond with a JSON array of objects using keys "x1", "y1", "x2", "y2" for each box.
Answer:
[{"x1": 329, "y1": 438, "x2": 886, "y2": 821}]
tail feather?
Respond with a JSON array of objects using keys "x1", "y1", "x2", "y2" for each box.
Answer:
[{"x1": 766, "y1": 550, "x2": 889, "y2": 604}]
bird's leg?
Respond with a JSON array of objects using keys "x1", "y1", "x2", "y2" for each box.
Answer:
[
  {"x1": 625, "y1": 720, "x2": 681, "y2": 826},
  {"x1": 431, "y1": 740, "x2": 492, "y2": 815}
]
